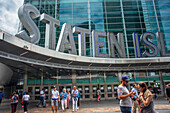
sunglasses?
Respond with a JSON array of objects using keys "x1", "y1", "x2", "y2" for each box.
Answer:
[{"x1": 125, "y1": 81, "x2": 129, "y2": 83}]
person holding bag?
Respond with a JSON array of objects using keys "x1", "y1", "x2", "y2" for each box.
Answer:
[
  {"x1": 138, "y1": 82, "x2": 155, "y2": 113},
  {"x1": 22, "y1": 91, "x2": 30, "y2": 113}
]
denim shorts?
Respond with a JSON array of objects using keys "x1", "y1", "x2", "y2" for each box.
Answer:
[
  {"x1": 120, "y1": 106, "x2": 131, "y2": 113},
  {"x1": 51, "y1": 99, "x2": 58, "y2": 106}
]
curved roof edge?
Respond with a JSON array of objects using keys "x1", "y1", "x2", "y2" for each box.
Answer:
[{"x1": 1, "y1": 30, "x2": 170, "y2": 65}]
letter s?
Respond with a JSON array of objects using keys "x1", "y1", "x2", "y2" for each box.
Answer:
[{"x1": 16, "y1": 4, "x2": 40, "y2": 44}]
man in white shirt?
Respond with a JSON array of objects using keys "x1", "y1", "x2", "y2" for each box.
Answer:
[
  {"x1": 51, "y1": 86, "x2": 60, "y2": 113},
  {"x1": 71, "y1": 86, "x2": 78, "y2": 112}
]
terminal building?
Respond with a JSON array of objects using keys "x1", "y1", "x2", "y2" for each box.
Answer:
[{"x1": 0, "y1": 0, "x2": 170, "y2": 100}]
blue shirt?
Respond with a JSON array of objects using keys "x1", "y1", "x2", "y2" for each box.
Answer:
[
  {"x1": 131, "y1": 88, "x2": 139, "y2": 98},
  {"x1": 78, "y1": 92, "x2": 81, "y2": 98},
  {"x1": 0, "y1": 92, "x2": 4, "y2": 99},
  {"x1": 40, "y1": 90, "x2": 45, "y2": 97},
  {"x1": 72, "y1": 89, "x2": 78, "y2": 98},
  {"x1": 61, "y1": 92, "x2": 67, "y2": 100}
]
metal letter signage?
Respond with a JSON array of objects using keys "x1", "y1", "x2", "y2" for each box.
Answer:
[
  {"x1": 92, "y1": 30, "x2": 108, "y2": 57},
  {"x1": 40, "y1": 13, "x2": 60, "y2": 50},
  {"x1": 133, "y1": 33, "x2": 141, "y2": 58},
  {"x1": 56, "y1": 23, "x2": 77, "y2": 55},
  {"x1": 108, "y1": 32, "x2": 126, "y2": 58},
  {"x1": 16, "y1": 4, "x2": 40, "y2": 44},
  {"x1": 17, "y1": 4, "x2": 170, "y2": 58},
  {"x1": 156, "y1": 32, "x2": 170, "y2": 57},
  {"x1": 140, "y1": 32, "x2": 158, "y2": 57},
  {"x1": 73, "y1": 27, "x2": 90, "y2": 56}
]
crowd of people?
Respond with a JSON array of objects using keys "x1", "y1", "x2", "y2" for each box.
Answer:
[
  {"x1": 0, "y1": 77, "x2": 170, "y2": 113},
  {"x1": 35, "y1": 86, "x2": 81, "y2": 113},
  {"x1": 117, "y1": 75, "x2": 170, "y2": 113}
]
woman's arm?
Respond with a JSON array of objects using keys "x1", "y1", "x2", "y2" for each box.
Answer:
[{"x1": 141, "y1": 96, "x2": 152, "y2": 107}]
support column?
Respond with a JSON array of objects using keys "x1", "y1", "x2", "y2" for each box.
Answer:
[
  {"x1": 134, "y1": 71, "x2": 137, "y2": 84},
  {"x1": 159, "y1": 70, "x2": 164, "y2": 96},
  {"x1": 56, "y1": 69, "x2": 59, "y2": 85},
  {"x1": 146, "y1": 71, "x2": 150, "y2": 85},
  {"x1": 32, "y1": 86, "x2": 35, "y2": 100},
  {"x1": 104, "y1": 72, "x2": 107, "y2": 99},
  {"x1": 48, "y1": 86, "x2": 51, "y2": 101},
  {"x1": 89, "y1": 71, "x2": 93, "y2": 100},
  {"x1": 23, "y1": 69, "x2": 28, "y2": 91},
  {"x1": 118, "y1": 71, "x2": 122, "y2": 84},
  {"x1": 72, "y1": 70, "x2": 77, "y2": 86},
  {"x1": 40, "y1": 71, "x2": 43, "y2": 90}
]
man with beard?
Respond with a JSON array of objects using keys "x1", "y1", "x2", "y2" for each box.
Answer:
[{"x1": 117, "y1": 75, "x2": 136, "y2": 113}]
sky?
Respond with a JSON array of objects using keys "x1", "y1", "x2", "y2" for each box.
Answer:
[{"x1": 0, "y1": 0, "x2": 24, "y2": 35}]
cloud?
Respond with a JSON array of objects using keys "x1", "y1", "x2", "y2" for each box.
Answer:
[{"x1": 0, "y1": 0, "x2": 24, "y2": 35}]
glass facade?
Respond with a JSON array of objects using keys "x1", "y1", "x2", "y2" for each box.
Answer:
[{"x1": 23, "y1": 0, "x2": 170, "y2": 58}]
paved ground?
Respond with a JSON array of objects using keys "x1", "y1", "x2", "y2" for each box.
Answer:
[{"x1": 0, "y1": 98, "x2": 170, "y2": 113}]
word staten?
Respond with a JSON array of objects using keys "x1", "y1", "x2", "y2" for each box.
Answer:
[{"x1": 16, "y1": 4, "x2": 170, "y2": 58}]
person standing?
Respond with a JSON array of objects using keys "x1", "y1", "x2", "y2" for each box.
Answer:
[
  {"x1": 77, "y1": 89, "x2": 81, "y2": 109},
  {"x1": 10, "y1": 91, "x2": 19, "y2": 113},
  {"x1": 138, "y1": 82, "x2": 155, "y2": 113},
  {"x1": 97, "y1": 88, "x2": 101, "y2": 101},
  {"x1": 0, "y1": 89, "x2": 4, "y2": 105},
  {"x1": 165, "y1": 83, "x2": 170, "y2": 103},
  {"x1": 72, "y1": 86, "x2": 78, "y2": 112},
  {"x1": 22, "y1": 92, "x2": 30, "y2": 113},
  {"x1": 117, "y1": 75, "x2": 136, "y2": 113},
  {"x1": 152, "y1": 80, "x2": 158, "y2": 99},
  {"x1": 51, "y1": 86, "x2": 60, "y2": 113},
  {"x1": 61, "y1": 88, "x2": 67, "y2": 112},
  {"x1": 131, "y1": 84, "x2": 139, "y2": 113},
  {"x1": 36, "y1": 88, "x2": 45, "y2": 108},
  {"x1": 66, "y1": 89, "x2": 71, "y2": 109}
]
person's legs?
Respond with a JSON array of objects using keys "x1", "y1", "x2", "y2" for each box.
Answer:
[
  {"x1": 14, "y1": 103, "x2": 18, "y2": 113},
  {"x1": 67, "y1": 97, "x2": 69, "y2": 108},
  {"x1": 0, "y1": 99, "x2": 2, "y2": 104},
  {"x1": 24, "y1": 101, "x2": 28, "y2": 112},
  {"x1": 97, "y1": 95, "x2": 100, "y2": 101},
  {"x1": 61, "y1": 99, "x2": 64, "y2": 110},
  {"x1": 75, "y1": 98, "x2": 78, "y2": 111},
  {"x1": 64, "y1": 99, "x2": 67, "y2": 110},
  {"x1": 77, "y1": 98, "x2": 80, "y2": 107},
  {"x1": 55, "y1": 100, "x2": 58, "y2": 113},
  {"x1": 42, "y1": 97, "x2": 45, "y2": 107},
  {"x1": 51, "y1": 99, "x2": 54, "y2": 113},
  {"x1": 132, "y1": 100, "x2": 139, "y2": 113},
  {"x1": 36, "y1": 97, "x2": 43, "y2": 107},
  {"x1": 11, "y1": 104, "x2": 15, "y2": 113},
  {"x1": 72, "y1": 98, "x2": 75, "y2": 111}
]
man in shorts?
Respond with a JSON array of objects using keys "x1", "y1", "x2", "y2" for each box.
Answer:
[{"x1": 51, "y1": 86, "x2": 60, "y2": 113}]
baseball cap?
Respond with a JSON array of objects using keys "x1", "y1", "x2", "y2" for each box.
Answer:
[{"x1": 121, "y1": 75, "x2": 130, "y2": 81}]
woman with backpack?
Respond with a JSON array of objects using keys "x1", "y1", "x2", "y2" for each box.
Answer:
[{"x1": 10, "y1": 91, "x2": 19, "y2": 113}]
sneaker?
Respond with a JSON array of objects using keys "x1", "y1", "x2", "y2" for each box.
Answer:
[{"x1": 77, "y1": 107, "x2": 79, "y2": 109}]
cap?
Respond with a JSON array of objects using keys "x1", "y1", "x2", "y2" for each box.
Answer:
[
  {"x1": 53, "y1": 86, "x2": 56, "y2": 88},
  {"x1": 121, "y1": 75, "x2": 130, "y2": 81}
]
